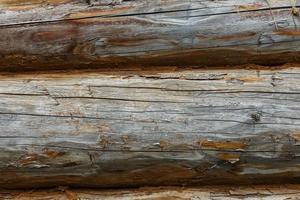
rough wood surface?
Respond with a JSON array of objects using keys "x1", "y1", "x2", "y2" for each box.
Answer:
[
  {"x1": 0, "y1": 65, "x2": 299, "y2": 188},
  {"x1": 1, "y1": 185, "x2": 300, "y2": 199},
  {"x1": 1, "y1": 0, "x2": 300, "y2": 70}
]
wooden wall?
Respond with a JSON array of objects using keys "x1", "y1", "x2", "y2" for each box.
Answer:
[
  {"x1": 0, "y1": 0, "x2": 300, "y2": 70},
  {"x1": 1, "y1": 185, "x2": 300, "y2": 199},
  {"x1": 0, "y1": 66, "x2": 299, "y2": 188}
]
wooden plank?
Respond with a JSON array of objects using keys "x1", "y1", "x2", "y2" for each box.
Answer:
[
  {"x1": 1, "y1": 0, "x2": 300, "y2": 70},
  {"x1": 0, "y1": 65, "x2": 300, "y2": 188},
  {"x1": 1, "y1": 185, "x2": 300, "y2": 199}
]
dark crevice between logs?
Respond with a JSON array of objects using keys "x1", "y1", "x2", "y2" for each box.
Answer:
[{"x1": 0, "y1": 50, "x2": 299, "y2": 74}]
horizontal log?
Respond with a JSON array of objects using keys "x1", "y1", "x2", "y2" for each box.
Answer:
[
  {"x1": 0, "y1": 65, "x2": 300, "y2": 188},
  {"x1": 2, "y1": 185, "x2": 300, "y2": 199},
  {"x1": 1, "y1": 0, "x2": 300, "y2": 70}
]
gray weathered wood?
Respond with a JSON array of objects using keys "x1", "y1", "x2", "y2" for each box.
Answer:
[
  {"x1": 0, "y1": 66, "x2": 300, "y2": 188},
  {"x1": 1, "y1": 0, "x2": 300, "y2": 70}
]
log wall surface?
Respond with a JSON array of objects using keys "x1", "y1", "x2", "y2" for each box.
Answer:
[
  {"x1": 0, "y1": 65, "x2": 299, "y2": 188},
  {"x1": 1, "y1": 0, "x2": 300, "y2": 70},
  {"x1": 2, "y1": 185, "x2": 300, "y2": 200}
]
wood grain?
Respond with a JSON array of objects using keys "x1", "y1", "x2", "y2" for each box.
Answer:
[
  {"x1": 1, "y1": 0, "x2": 300, "y2": 70},
  {"x1": 0, "y1": 65, "x2": 300, "y2": 188},
  {"x1": 2, "y1": 185, "x2": 300, "y2": 200}
]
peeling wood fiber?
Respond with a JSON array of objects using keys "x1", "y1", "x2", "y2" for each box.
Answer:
[
  {"x1": 1, "y1": 0, "x2": 300, "y2": 70},
  {"x1": 0, "y1": 67, "x2": 299, "y2": 188}
]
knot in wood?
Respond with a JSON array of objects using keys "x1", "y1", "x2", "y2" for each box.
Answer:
[{"x1": 250, "y1": 112, "x2": 261, "y2": 122}]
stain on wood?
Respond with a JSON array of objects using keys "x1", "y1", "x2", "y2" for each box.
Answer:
[
  {"x1": 199, "y1": 140, "x2": 246, "y2": 151},
  {"x1": 218, "y1": 153, "x2": 241, "y2": 164},
  {"x1": 43, "y1": 150, "x2": 65, "y2": 159},
  {"x1": 276, "y1": 30, "x2": 300, "y2": 36}
]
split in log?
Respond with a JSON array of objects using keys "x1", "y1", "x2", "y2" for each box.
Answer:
[
  {"x1": 1, "y1": 185, "x2": 300, "y2": 199},
  {"x1": 1, "y1": 0, "x2": 300, "y2": 70},
  {"x1": 0, "y1": 64, "x2": 299, "y2": 188}
]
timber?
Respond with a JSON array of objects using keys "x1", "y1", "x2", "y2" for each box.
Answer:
[
  {"x1": 0, "y1": 0, "x2": 300, "y2": 70},
  {"x1": 0, "y1": 65, "x2": 299, "y2": 188},
  {"x1": 2, "y1": 0, "x2": 300, "y2": 191},
  {"x1": 1, "y1": 185, "x2": 300, "y2": 199}
]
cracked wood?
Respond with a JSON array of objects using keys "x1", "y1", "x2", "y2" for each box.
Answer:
[
  {"x1": 0, "y1": 65, "x2": 299, "y2": 188},
  {"x1": 0, "y1": 0, "x2": 300, "y2": 70}
]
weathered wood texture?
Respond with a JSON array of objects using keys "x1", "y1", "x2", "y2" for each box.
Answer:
[
  {"x1": 2, "y1": 185, "x2": 300, "y2": 199},
  {"x1": 1, "y1": 0, "x2": 300, "y2": 70},
  {"x1": 0, "y1": 65, "x2": 299, "y2": 188}
]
